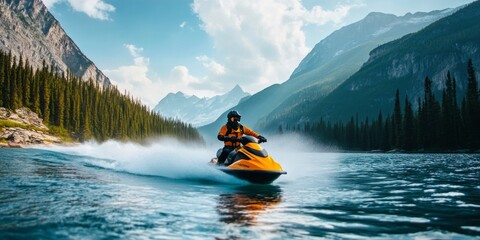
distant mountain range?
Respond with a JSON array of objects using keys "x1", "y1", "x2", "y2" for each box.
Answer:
[
  {"x1": 275, "y1": 0, "x2": 480, "y2": 127},
  {"x1": 199, "y1": 8, "x2": 454, "y2": 139},
  {"x1": 153, "y1": 85, "x2": 250, "y2": 127},
  {"x1": 0, "y1": 0, "x2": 110, "y2": 87}
]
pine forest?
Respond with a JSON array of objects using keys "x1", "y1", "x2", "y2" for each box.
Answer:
[
  {"x1": 0, "y1": 51, "x2": 203, "y2": 143},
  {"x1": 280, "y1": 59, "x2": 480, "y2": 152}
]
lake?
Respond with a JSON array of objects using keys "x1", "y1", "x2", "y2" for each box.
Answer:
[{"x1": 0, "y1": 139, "x2": 479, "y2": 239}]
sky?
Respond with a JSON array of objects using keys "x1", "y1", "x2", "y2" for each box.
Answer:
[{"x1": 41, "y1": 0, "x2": 475, "y2": 108}]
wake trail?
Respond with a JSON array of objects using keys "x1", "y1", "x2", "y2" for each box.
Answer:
[{"x1": 47, "y1": 139, "x2": 241, "y2": 184}]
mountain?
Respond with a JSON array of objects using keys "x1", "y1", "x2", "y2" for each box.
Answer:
[
  {"x1": 199, "y1": 9, "x2": 453, "y2": 139},
  {"x1": 284, "y1": 0, "x2": 480, "y2": 126},
  {"x1": 258, "y1": 9, "x2": 457, "y2": 129},
  {"x1": 153, "y1": 85, "x2": 250, "y2": 127},
  {"x1": 290, "y1": 10, "x2": 454, "y2": 80},
  {"x1": 0, "y1": 0, "x2": 110, "y2": 87}
]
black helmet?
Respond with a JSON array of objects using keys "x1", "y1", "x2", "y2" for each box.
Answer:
[{"x1": 227, "y1": 110, "x2": 241, "y2": 122}]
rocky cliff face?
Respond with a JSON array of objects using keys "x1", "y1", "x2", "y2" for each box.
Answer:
[{"x1": 0, "y1": 0, "x2": 110, "y2": 87}]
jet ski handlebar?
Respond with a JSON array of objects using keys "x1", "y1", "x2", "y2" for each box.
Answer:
[{"x1": 240, "y1": 135, "x2": 266, "y2": 145}]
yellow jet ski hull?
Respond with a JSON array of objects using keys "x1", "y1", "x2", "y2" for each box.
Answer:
[
  {"x1": 212, "y1": 136, "x2": 286, "y2": 184},
  {"x1": 217, "y1": 166, "x2": 286, "y2": 184}
]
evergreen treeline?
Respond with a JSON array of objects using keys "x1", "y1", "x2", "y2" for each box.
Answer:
[
  {"x1": 281, "y1": 59, "x2": 480, "y2": 151},
  {"x1": 0, "y1": 50, "x2": 203, "y2": 142}
]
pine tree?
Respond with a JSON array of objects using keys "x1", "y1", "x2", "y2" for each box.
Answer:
[
  {"x1": 4, "y1": 52, "x2": 13, "y2": 108},
  {"x1": 465, "y1": 59, "x2": 480, "y2": 149},
  {"x1": 393, "y1": 89, "x2": 403, "y2": 148},
  {"x1": 373, "y1": 111, "x2": 383, "y2": 150},
  {"x1": 441, "y1": 71, "x2": 457, "y2": 149},
  {"x1": 40, "y1": 62, "x2": 51, "y2": 124},
  {"x1": 23, "y1": 59, "x2": 32, "y2": 107},
  {"x1": 32, "y1": 69, "x2": 41, "y2": 114},
  {"x1": 382, "y1": 116, "x2": 392, "y2": 150},
  {"x1": 0, "y1": 53, "x2": 5, "y2": 107},
  {"x1": 421, "y1": 77, "x2": 441, "y2": 149},
  {"x1": 15, "y1": 56, "x2": 24, "y2": 108},
  {"x1": 10, "y1": 56, "x2": 19, "y2": 109},
  {"x1": 403, "y1": 96, "x2": 415, "y2": 150}
]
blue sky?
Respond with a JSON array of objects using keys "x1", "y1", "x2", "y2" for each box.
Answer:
[{"x1": 41, "y1": 0, "x2": 475, "y2": 107}]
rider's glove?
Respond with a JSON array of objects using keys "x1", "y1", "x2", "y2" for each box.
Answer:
[
  {"x1": 258, "y1": 135, "x2": 267, "y2": 143},
  {"x1": 218, "y1": 135, "x2": 230, "y2": 141}
]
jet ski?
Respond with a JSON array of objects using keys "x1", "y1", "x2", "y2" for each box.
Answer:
[{"x1": 211, "y1": 136, "x2": 286, "y2": 184}]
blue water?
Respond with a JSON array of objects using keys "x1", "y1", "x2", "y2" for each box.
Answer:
[{"x1": 0, "y1": 139, "x2": 479, "y2": 239}]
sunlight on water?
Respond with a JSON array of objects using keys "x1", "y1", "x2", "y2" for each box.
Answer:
[{"x1": 1, "y1": 147, "x2": 479, "y2": 239}]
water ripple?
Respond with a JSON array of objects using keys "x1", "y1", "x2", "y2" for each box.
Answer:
[{"x1": 1, "y1": 149, "x2": 479, "y2": 239}]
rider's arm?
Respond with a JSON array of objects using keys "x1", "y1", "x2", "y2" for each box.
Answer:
[
  {"x1": 217, "y1": 125, "x2": 229, "y2": 141},
  {"x1": 243, "y1": 125, "x2": 260, "y2": 138}
]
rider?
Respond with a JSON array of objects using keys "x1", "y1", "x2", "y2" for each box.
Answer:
[{"x1": 217, "y1": 110, "x2": 267, "y2": 165}]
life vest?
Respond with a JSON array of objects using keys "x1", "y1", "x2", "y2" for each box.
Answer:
[{"x1": 225, "y1": 124, "x2": 244, "y2": 147}]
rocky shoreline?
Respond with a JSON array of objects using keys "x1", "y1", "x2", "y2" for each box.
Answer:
[{"x1": 0, "y1": 107, "x2": 63, "y2": 148}]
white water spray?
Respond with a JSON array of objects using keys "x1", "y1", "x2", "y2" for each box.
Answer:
[
  {"x1": 46, "y1": 134, "x2": 339, "y2": 184},
  {"x1": 48, "y1": 138, "x2": 236, "y2": 183}
]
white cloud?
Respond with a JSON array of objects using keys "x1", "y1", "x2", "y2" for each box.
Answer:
[
  {"x1": 103, "y1": 45, "x2": 218, "y2": 108},
  {"x1": 170, "y1": 66, "x2": 199, "y2": 86},
  {"x1": 192, "y1": 0, "x2": 357, "y2": 93},
  {"x1": 196, "y1": 55, "x2": 225, "y2": 75},
  {"x1": 41, "y1": 0, "x2": 115, "y2": 20},
  {"x1": 180, "y1": 21, "x2": 187, "y2": 28},
  {"x1": 103, "y1": 44, "x2": 154, "y2": 104},
  {"x1": 306, "y1": 4, "x2": 358, "y2": 25},
  {"x1": 167, "y1": 66, "x2": 220, "y2": 99}
]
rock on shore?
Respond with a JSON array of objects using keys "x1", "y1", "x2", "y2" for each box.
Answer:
[{"x1": 0, "y1": 107, "x2": 62, "y2": 148}]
